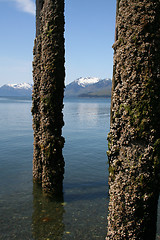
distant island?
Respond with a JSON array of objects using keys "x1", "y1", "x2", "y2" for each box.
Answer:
[{"x1": 0, "y1": 77, "x2": 112, "y2": 98}]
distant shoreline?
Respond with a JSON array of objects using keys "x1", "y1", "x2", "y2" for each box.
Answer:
[{"x1": 0, "y1": 95, "x2": 111, "y2": 100}]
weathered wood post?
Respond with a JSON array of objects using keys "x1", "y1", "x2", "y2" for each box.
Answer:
[
  {"x1": 32, "y1": 0, "x2": 65, "y2": 195},
  {"x1": 107, "y1": 0, "x2": 160, "y2": 239}
]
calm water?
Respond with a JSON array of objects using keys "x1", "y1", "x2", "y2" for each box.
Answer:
[{"x1": 0, "y1": 97, "x2": 159, "y2": 240}]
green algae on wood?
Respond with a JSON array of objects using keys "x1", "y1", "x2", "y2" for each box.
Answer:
[
  {"x1": 107, "y1": 0, "x2": 160, "y2": 239},
  {"x1": 32, "y1": 0, "x2": 65, "y2": 196}
]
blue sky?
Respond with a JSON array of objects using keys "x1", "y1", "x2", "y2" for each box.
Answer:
[{"x1": 0, "y1": 0, "x2": 116, "y2": 86}]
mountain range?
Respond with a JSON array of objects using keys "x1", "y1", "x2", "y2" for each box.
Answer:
[
  {"x1": 64, "y1": 77, "x2": 112, "y2": 97},
  {"x1": 0, "y1": 77, "x2": 112, "y2": 98},
  {"x1": 0, "y1": 83, "x2": 33, "y2": 97}
]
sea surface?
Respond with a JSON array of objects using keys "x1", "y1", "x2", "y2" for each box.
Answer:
[{"x1": 0, "y1": 97, "x2": 159, "y2": 240}]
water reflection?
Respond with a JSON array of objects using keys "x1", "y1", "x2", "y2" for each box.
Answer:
[
  {"x1": 32, "y1": 183, "x2": 65, "y2": 240},
  {"x1": 77, "y1": 103, "x2": 99, "y2": 126}
]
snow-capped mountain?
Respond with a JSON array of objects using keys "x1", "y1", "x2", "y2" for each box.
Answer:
[
  {"x1": 65, "y1": 77, "x2": 112, "y2": 97},
  {"x1": 75, "y1": 77, "x2": 100, "y2": 87},
  {"x1": 0, "y1": 83, "x2": 32, "y2": 96},
  {"x1": 0, "y1": 78, "x2": 112, "y2": 98},
  {"x1": 7, "y1": 83, "x2": 32, "y2": 90}
]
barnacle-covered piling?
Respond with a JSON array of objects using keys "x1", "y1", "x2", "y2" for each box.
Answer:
[
  {"x1": 107, "y1": 0, "x2": 160, "y2": 239},
  {"x1": 32, "y1": 0, "x2": 65, "y2": 195}
]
